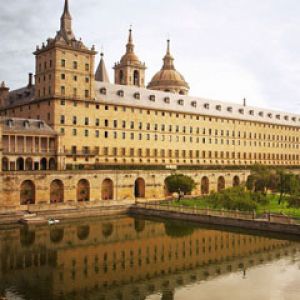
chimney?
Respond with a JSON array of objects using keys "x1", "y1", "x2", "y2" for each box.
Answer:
[
  {"x1": 28, "y1": 73, "x2": 33, "y2": 87},
  {"x1": 243, "y1": 98, "x2": 246, "y2": 107}
]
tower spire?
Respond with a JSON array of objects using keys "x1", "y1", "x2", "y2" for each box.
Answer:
[
  {"x1": 126, "y1": 27, "x2": 134, "y2": 53},
  {"x1": 95, "y1": 52, "x2": 110, "y2": 83},
  {"x1": 163, "y1": 39, "x2": 175, "y2": 70},
  {"x1": 60, "y1": 0, "x2": 75, "y2": 41}
]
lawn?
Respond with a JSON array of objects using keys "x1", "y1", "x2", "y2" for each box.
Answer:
[{"x1": 168, "y1": 194, "x2": 300, "y2": 219}]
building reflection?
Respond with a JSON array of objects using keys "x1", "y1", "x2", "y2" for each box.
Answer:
[{"x1": 0, "y1": 216, "x2": 299, "y2": 300}]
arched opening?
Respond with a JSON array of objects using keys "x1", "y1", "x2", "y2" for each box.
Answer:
[
  {"x1": 20, "y1": 180, "x2": 35, "y2": 205},
  {"x1": 49, "y1": 158, "x2": 56, "y2": 170},
  {"x1": 40, "y1": 157, "x2": 47, "y2": 170},
  {"x1": 77, "y1": 225, "x2": 90, "y2": 241},
  {"x1": 119, "y1": 70, "x2": 124, "y2": 84},
  {"x1": 102, "y1": 223, "x2": 113, "y2": 238},
  {"x1": 134, "y1": 178, "x2": 145, "y2": 198},
  {"x1": 20, "y1": 227, "x2": 35, "y2": 247},
  {"x1": 101, "y1": 178, "x2": 113, "y2": 200},
  {"x1": 25, "y1": 158, "x2": 33, "y2": 171},
  {"x1": 16, "y1": 157, "x2": 24, "y2": 171},
  {"x1": 2, "y1": 157, "x2": 9, "y2": 171},
  {"x1": 201, "y1": 177, "x2": 209, "y2": 195},
  {"x1": 233, "y1": 175, "x2": 240, "y2": 187},
  {"x1": 217, "y1": 176, "x2": 225, "y2": 192},
  {"x1": 50, "y1": 228, "x2": 64, "y2": 244},
  {"x1": 50, "y1": 180, "x2": 64, "y2": 204},
  {"x1": 133, "y1": 70, "x2": 139, "y2": 86},
  {"x1": 77, "y1": 179, "x2": 90, "y2": 202}
]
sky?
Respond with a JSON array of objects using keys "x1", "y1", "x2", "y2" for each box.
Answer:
[{"x1": 1, "y1": 0, "x2": 300, "y2": 113}]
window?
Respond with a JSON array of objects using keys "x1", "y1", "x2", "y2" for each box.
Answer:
[
  {"x1": 85, "y1": 63, "x2": 89, "y2": 71},
  {"x1": 73, "y1": 75, "x2": 77, "y2": 81},
  {"x1": 95, "y1": 118, "x2": 100, "y2": 126},
  {"x1": 73, "y1": 116, "x2": 77, "y2": 125},
  {"x1": 84, "y1": 130, "x2": 89, "y2": 137},
  {"x1": 73, "y1": 61, "x2": 78, "y2": 69},
  {"x1": 85, "y1": 90, "x2": 89, "y2": 98},
  {"x1": 60, "y1": 115, "x2": 65, "y2": 125},
  {"x1": 85, "y1": 77, "x2": 89, "y2": 83},
  {"x1": 61, "y1": 86, "x2": 65, "y2": 96},
  {"x1": 61, "y1": 74, "x2": 65, "y2": 80},
  {"x1": 73, "y1": 88, "x2": 77, "y2": 97},
  {"x1": 85, "y1": 117, "x2": 89, "y2": 126},
  {"x1": 61, "y1": 59, "x2": 66, "y2": 67},
  {"x1": 95, "y1": 130, "x2": 99, "y2": 137},
  {"x1": 72, "y1": 129, "x2": 77, "y2": 136}
]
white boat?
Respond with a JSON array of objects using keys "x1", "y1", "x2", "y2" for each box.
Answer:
[{"x1": 48, "y1": 219, "x2": 60, "y2": 225}]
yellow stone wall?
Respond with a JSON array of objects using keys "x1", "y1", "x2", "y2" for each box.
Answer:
[{"x1": 0, "y1": 169, "x2": 249, "y2": 209}]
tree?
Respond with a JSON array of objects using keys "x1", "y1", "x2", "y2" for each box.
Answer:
[{"x1": 165, "y1": 174, "x2": 196, "y2": 197}]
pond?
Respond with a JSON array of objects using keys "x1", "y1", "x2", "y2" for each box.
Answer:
[{"x1": 0, "y1": 215, "x2": 299, "y2": 300}]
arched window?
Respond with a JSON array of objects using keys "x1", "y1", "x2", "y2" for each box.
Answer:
[
  {"x1": 25, "y1": 158, "x2": 33, "y2": 171},
  {"x1": 16, "y1": 157, "x2": 25, "y2": 171},
  {"x1": 2, "y1": 157, "x2": 9, "y2": 171},
  {"x1": 20, "y1": 180, "x2": 35, "y2": 205},
  {"x1": 134, "y1": 178, "x2": 145, "y2": 198},
  {"x1": 217, "y1": 176, "x2": 225, "y2": 192},
  {"x1": 233, "y1": 176, "x2": 240, "y2": 187},
  {"x1": 77, "y1": 225, "x2": 90, "y2": 240},
  {"x1": 201, "y1": 177, "x2": 209, "y2": 195},
  {"x1": 49, "y1": 158, "x2": 56, "y2": 170},
  {"x1": 77, "y1": 179, "x2": 90, "y2": 202},
  {"x1": 133, "y1": 70, "x2": 139, "y2": 86},
  {"x1": 40, "y1": 158, "x2": 47, "y2": 170},
  {"x1": 101, "y1": 178, "x2": 113, "y2": 200},
  {"x1": 50, "y1": 180, "x2": 64, "y2": 204},
  {"x1": 119, "y1": 70, "x2": 124, "y2": 84}
]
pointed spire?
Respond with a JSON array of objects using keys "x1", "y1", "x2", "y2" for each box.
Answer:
[
  {"x1": 126, "y1": 27, "x2": 134, "y2": 53},
  {"x1": 95, "y1": 52, "x2": 110, "y2": 83},
  {"x1": 60, "y1": 0, "x2": 75, "y2": 41},
  {"x1": 162, "y1": 39, "x2": 175, "y2": 70}
]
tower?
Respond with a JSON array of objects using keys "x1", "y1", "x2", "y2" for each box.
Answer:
[
  {"x1": 114, "y1": 28, "x2": 146, "y2": 87},
  {"x1": 0, "y1": 81, "x2": 9, "y2": 108},
  {"x1": 33, "y1": 0, "x2": 97, "y2": 101},
  {"x1": 148, "y1": 40, "x2": 189, "y2": 95}
]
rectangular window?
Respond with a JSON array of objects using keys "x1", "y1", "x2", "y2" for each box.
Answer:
[
  {"x1": 85, "y1": 90, "x2": 89, "y2": 98},
  {"x1": 60, "y1": 115, "x2": 65, "y2": 125},
  {"x1": 61, "y1": 74, "x2": 65, "y2": 80},
  {"x1": 84, "y1": 129, "x2": 89, "y2": 137},
  {"x1": 61, "y1": 86, "x2": 65, "y2": 96},
  {"x1": 95, "y1": 118, "x2": 100, "y2": 126},
  {"x1": 73, "y1": 61, "x2": 78, "y2": 69},
  {"x1": 85, "y1": 117, "x2": 89, "y2": 126},
  {"x1": 72, "y1": 129, "x2": 77, "y2": 136},
  {"x1": 61, "y1": 59, "x2": 66, "y2": 67},
  {"x1": 95, "y1": 130, "x2": 99, "y2": 137},
  {"x1": 85, "y1": 63, "x2": 89, "y2": 71},
  {"x1": 73, "y1": 116, "x2": 77, "y2": 125}
]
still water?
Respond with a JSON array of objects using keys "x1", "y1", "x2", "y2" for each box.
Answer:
[{"x1": 0, "y1": 215, "x2": 299, "y2": 300}]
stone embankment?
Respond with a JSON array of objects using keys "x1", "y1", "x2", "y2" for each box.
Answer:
[{"x1": 131, "y1": 203, "x2": 300, "y2": 236}]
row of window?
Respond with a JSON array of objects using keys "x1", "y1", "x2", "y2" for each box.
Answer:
[
  {"x1": 58, "y1": 117, "x2": 300, "y2": 142},
  {"x1": 67, "y1": 146, "x2": 300, "y2": 160},
  {"x1": 38, "y1": 59, "x2": 90, "y2": 72}
]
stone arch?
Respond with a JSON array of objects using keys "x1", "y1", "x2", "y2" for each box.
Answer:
[
  {"x1": 16, "y1": 157, "x2": 24, "y2": 171},
  {"x1": 25, "y1": 157, "x2": 33, "y2": 171},
  {"x1": 40, "y1": 157, "x2": 47, "y2": 170},
  {"x1": 2, "y1": 157, "x2": 9, "y2": 171},
  {"x1": 217, "y1": 176, "x2": 225, "y2": 192},
  {"x1": 20, "y1": 180, "x2": 35, "y2": 205},
  {"x1": 50, "y1": 180, "x2": 64, "y2": 204},
  {"x1": 134, "y1": 177, "x2": 145, "y2": 198},
  {"x1": 133, "y1": 70, "x2": 140, "y2": 86},
  {"x1": 49, "y1": 158, "x2": 56, "y2": 170},
  {"x1": 233, "y1": 175, "x2": 240, "y2": 187},
  {"x1": 50, "y1": 228, "x2": 64, "y2": 244},
  {"x1": 77, "y1": 225, "x2": 90, "y2": 241},
  {"x1": 101, "y1": 178, "x2": 114, "y2": 200},
  {"x1": 201, "y1": 176, "x2": 209, "y2": 195},
  {"x1": 77, "y1": 179, "x2": 90, "y2": 202}
]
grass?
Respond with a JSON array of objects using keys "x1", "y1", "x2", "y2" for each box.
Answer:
[{"x1": 168, "y1": 194, "x2": 300, "y2": 219}]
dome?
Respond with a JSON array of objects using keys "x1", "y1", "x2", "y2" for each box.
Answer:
[{"x1": 147, "y1": 40, "x2": 189, "y2": 95}]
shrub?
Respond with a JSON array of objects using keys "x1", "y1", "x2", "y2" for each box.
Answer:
[{"x1": 287, "y1": 195, "x2": 300, "y2": 208}]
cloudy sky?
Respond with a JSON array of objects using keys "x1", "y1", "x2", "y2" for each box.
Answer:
[{"x1": 1, "y1": 0, "x2": 300, "y2": 113}]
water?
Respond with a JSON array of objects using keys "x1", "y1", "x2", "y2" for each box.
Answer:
[{"x1": 0, "y1": 215, "x2": 299, "y2": 300}]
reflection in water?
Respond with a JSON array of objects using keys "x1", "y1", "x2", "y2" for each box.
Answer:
[{"x1": 0, "y1": 216, "x2": 299, "y2": 300}]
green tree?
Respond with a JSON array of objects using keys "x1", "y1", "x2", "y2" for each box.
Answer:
[{"x1": 165, "y1": 174, "x2": 196, "y2": 197}]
